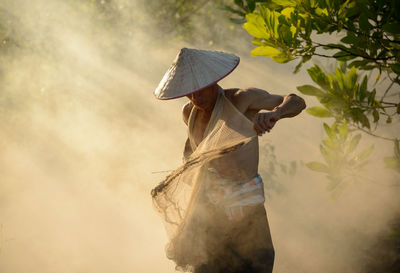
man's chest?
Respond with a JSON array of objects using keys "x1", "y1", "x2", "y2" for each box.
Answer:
[
  {"x1": 191, "y1": 108, "x2": 256, "y2": 147},
  {"x1": 191, "y1": 112, "x2": 211, "y2": 146}
]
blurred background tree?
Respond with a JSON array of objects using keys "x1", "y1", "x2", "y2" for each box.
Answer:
[
  {"x1": 224, "y1": 0, "x2": 400, "y2": 271},
  {"x1": 225, "y1": 0, "x2": 400, "y2": 189}
]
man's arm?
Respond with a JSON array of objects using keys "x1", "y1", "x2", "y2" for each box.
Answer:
[
  {"x1": 270, "y1": 93, "x2": 307, "y2": 119},
  {"x1": 232, "y1": 88, "x2": 306, "y2": 135}
]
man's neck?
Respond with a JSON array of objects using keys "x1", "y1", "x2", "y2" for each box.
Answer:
[
  {"x1": 195, "y1": 85, "x2": 219, "y2": 114},
  {"x1": 196, "y1": 100, "x2": 216, "y2": 114}
]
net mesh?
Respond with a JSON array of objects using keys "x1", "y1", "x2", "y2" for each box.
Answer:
[{"x1": 151, "y1": 88, "x2": 258, "y2": 271}]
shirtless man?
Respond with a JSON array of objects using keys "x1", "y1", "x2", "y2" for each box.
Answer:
[
  {"x1": 182, "y1": 84, "x2": 306, "y2": 160},
  {"x1": 152, "y1": 48, "x2": 306, "y2": 273},
  {"x1": 183, "y1": 85, "x2": 305, "y2": 273}
]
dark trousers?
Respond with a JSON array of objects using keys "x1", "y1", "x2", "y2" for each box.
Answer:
[{"x1": 194, "y1": 204, "x2": 275, "y2": 273}]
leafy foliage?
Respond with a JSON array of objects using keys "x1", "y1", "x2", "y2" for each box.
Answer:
[
  {"x1": 297, "y1": 63, "x2": 398, "y2": 129},
  {"x1": 306, "y1": 120, "x2": 374, "y2": 198},
  {"x1": 226, "y1": 0, "x2": 400, "y2": 182},
  {"x1": 259, "y1": 141, "x2": 298, "y2": 195},
  {"x1": 141, "y1": 0, "x2": 244, "y2": 45},
  {"x1": 230, "y1": 0, "x2": 400, "y2": 77},
  {"x1": 384, "y1": 139, "x2": 400, "y2": 173}
]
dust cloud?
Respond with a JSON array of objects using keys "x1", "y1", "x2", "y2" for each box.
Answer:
[{"x1": 0, "y1": 1, "x2": 399, "y2": 273}]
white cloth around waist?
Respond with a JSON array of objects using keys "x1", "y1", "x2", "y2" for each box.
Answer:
[{"x1": 206, "y1": 168, "x2": 265, "y2": 220}]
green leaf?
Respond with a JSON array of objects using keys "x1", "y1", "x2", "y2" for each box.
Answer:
[
  {"x1": 359, "y1": 75, "x2": 368, "y2": 101},
  {"x1": 251, "y1": 38, "x2": 265, "y2": 46},
  {"x1": 356, "y1": 145, "x2": 374, "y2": 161},
  {"x1": 272, "y1": 53, "x2": 292, "y2": 63},
  {"x1": 307, "y1": 65, "x2": 329, "y2": 90},
  {"x1": 359, "y1": 13, "x2": 371, "y2": 32},
  {"x1": 281, "y1": 7, "x2": 295, "y2": 18},
  {"x1": 390, "y1": 64, "x2": 400, "y2": 76},
  {"x1": 340, "y1": 61, "x2": 347, "y2": 73},
  {"x1": 348, "y1": 133, "x2": 361, "y2": 153},
  {"x1": 315, "y1": 7, "x2": 329, "y2": 16},
  {"x1": 293, "y1": 60, "x2": 303, "y2": 74},
  {"x1": 338, "y1": 0, "x2": 351, "y2": 15},
  {"x1": 350, "y1": 107, "x2": 370, "y2": 129},
  {"x1": 243, "y1": 13, "x2": 270, "y2": 40},
  {"x1": 306, "y1": 161, "x2": 330, "y2": 173},
  {"x1": 270, "y1": 0, "x2": 297, "y2": 7},
  {"x1": 372, "y1": 109, "x2": 379, "y2": 122},
  {"x1": 337, "y1": 120, "x2": 348, "y2": 141},
  {"x1": 340, "y1": 32, "x2": 358, "y2": 45},
  {"x1": 349, "y1": 60, "x2": 370, "y2": 68},
  {"x1": 326, "y1": 180, "x2": 339, "y2": 191},
  {"x1": 346, "y1": 66, "x2": 358, "y2": 94},
  {"x1": 320, "y1": 144, "x2": 331, "y2": 164},
  {"x1": 358, "y1": 112, "x2": 371, "y2": 129},
  {"x1": 230, "y1": 17, "x2": 247, "y2": 24},
  {"x1": 322, "y1": 139, "x2": 334, "y2": 149},
  {"x1": 234, "y1": 0, "x2": 244, "y2": 8},
  {"x1": 383, "y1": 23, "x2": 400, "y2": 35},
  {"x1": 296, "y1": 85, "x2": 325, "y2": 97},
  {"x1": 290, "y1": 24, "x2": 297, "y2": 37},
  {"x1": 302, "y1": 55, "x2": 312, "y2": 63},
  {"x1": 323, "y1": 122, "x2": 336, "y2": 140},
  {"x1": 323, "y1": 43, "x2": 348, "y2": 51},
  {"x1": 368, "y1": 89, "x2": 376, "y2": 105},
  {"x1": 250, "y1": 46, "x2": 281, "y2": 57},
  {"x1": 384, "y1": 157, "x2": 400, "y2": 169},
  {"x1": 224, "y1": 6, "x2": 246, "y2": 17},
  {"x1": 246, "y1": 0, "x2": 256, "y2": 12},
  {"x1": 333, "y1": 51, "x2": 356, "y2": 61},
  {"x1": 306, "y1": 106, "x2": 332, "y2": 117},
  {"x1": 375, "y1": 73, "x2": 381, "y2": 85}
]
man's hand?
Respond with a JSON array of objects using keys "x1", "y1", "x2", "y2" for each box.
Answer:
[{"x1": 253, "y1": 111, "x2": 280, "y2": 136}]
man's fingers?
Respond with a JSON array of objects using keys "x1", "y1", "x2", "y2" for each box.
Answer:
[
  {"x1": 257, "y1": 114, "x2": 266, "y2": 130},
  {"x1": 254, "y1": 114, "x2": 265, "y2": 135},
  {"x1": 262, "y1": 114, "x2": 272, "y2": 132},
  {"x1": 255, "y1": 113, "x2": 279, "y2": 134},
  {"x1": 254, "y1": 112, "x2": 281, "y2": 135}
]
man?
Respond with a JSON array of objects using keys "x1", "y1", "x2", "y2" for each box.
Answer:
[{"x1": 152, "y1": 48, "x2": 306, "y2": 273}]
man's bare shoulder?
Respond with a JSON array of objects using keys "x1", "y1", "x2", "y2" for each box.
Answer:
[
  {"x1": 223, "y1": 88, "x2": 240, "y2": 100},
  {"x1": 223, "y1": 87, "x2": 259, "y2": 112},
  {"x1": 182, "y1": 101, "x2": 194, "y2": 125}
]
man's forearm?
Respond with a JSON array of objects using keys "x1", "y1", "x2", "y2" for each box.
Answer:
[{"x1": 272, "y1": 94, "x2": 306, "y2": 119}]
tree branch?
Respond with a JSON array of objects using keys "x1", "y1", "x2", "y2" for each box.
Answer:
[
  {"x1": 380, "y1": 76, "x2": 400, "y2": 102},
  {"x1": 315, "y1": 42, "x2": 396, "y2": 61},
  {"x1": 352, "y1": 125, "x2": 396, "y2": 141}
]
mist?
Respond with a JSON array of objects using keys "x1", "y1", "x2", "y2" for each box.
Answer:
[{"x1": 0, "y1": 1, "x2": 399, "y2": 273}]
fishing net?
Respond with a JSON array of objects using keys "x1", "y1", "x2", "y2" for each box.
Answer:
[{"x1": 151, "y1": 87, "x2": 263, "y2": 271}]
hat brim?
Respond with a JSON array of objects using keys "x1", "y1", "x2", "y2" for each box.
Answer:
[
  {"x1": 154, "y1": 48, "x2": 240, "y2": 100},
  {"x1": 154, "y1": 58, "x2": 239, "y2": 100}
]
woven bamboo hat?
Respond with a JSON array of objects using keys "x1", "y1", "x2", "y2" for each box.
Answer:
[{"x1": 154, "y1": 48, "x2": 240, "y2": 100}]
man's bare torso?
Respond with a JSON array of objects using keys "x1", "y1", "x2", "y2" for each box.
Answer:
[{"x1": 183, "y1": 88, "x2": 259, "y2": 146}]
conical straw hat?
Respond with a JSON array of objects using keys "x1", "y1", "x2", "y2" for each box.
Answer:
[{"x1": 154, "y1": 48, "x2": 240, "y2": 100}]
